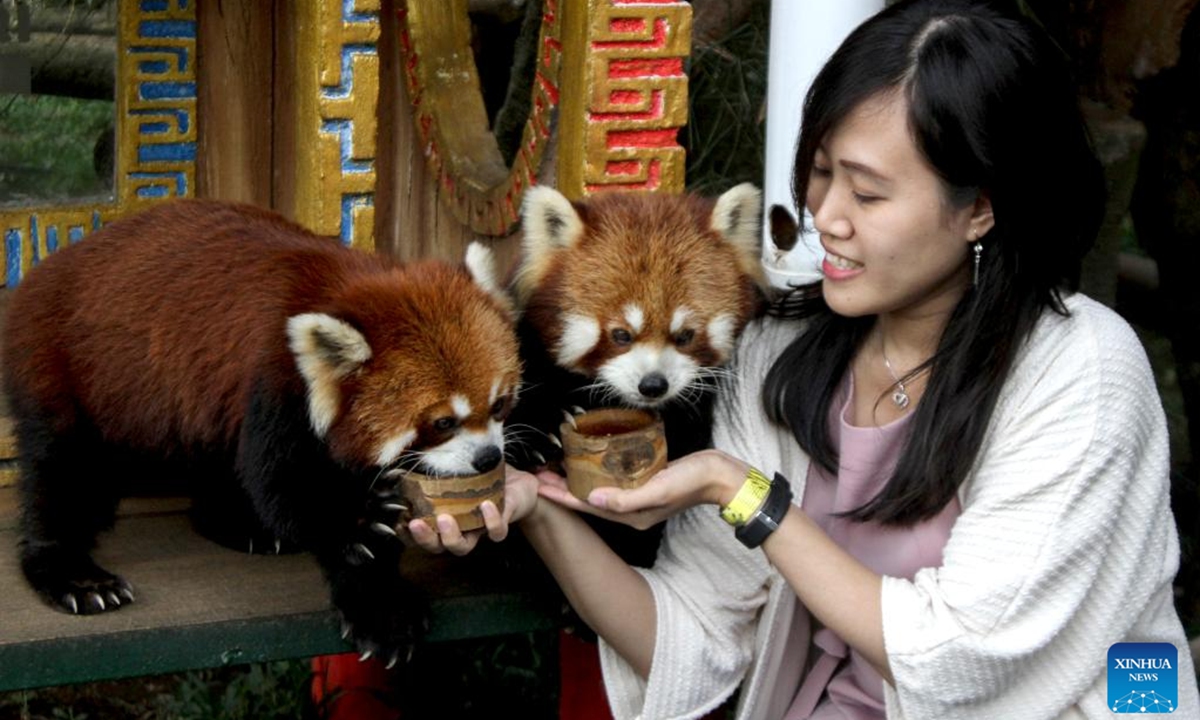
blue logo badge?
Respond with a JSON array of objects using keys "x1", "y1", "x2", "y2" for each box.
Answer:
[{"x1": 1108, "y1": 642, "x2": 1178, "y2": 713}]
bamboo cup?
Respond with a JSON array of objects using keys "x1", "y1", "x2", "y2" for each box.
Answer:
[
  {"x1": 560, "y1": 408, "x2": 668, "y2": 501},
  {"x1": 397, "y1": 464, "x2": 505, "y2": 532}
]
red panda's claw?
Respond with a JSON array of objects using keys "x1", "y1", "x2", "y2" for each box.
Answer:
[
  {"x1": 381, "y1": 502, "x2": 406, "y2": 513},
  {"x1": 561, "y1": 411, "x2": 577, "y2": 430},
  {"x1": 358, "y1": 649, "x2": 373, "y2": 662},
  {"x1": 385, "y1": 652, "x2": 399, "y2": 670},
  {"x1": 570, "y1": 405, "x2": 586, "y2": 416},
  {"x1": 85, "y1": 591, "x2": 106, "y2": 613},
  {"x1": 63, "y1": 594, "x2": 79, "y2": 615},
  {"x1": 348, "y1": 542, "x2": 375, "y2": 564},
  {"x1": 106, "y1": 591, "x2": 122, "y2": 608},
  {"x1": 370, "y1": 522, "x2": 398, "y2": 537},
  {"x1": 547, "y1": 433, "x2": 562, "y2": 449},
  {"x1": 341, "y1": 622, "x2": 352, "y2": 640},
  {"x1": 532, "y1": 450, "x2": 547, "y2": 466}
]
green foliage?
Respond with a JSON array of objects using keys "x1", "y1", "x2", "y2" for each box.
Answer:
[
  {"x1": 154, "y1": 662, "x2": 314, "y2": 720},
  {"x1": 683, "y1": 1, "x2": 770, "y2": 194},
  {"x1": 0, "y1": 94, "x2": 113, "y2": 206}
]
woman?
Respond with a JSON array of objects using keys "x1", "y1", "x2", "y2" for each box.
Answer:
[{"x1": 412, "y1": 0, "x2": 1199, "y2": 717}]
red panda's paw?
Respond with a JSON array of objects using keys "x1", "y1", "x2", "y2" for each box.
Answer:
[
  {"x1": 360, "y1": 486, "x2": 407, "y2": 538},
  {"x1": 332, "y1": 579, "x2": 430, "y2": 668},
  {"x1": 20, "y1": 551, "x2": 136, "y2": 615},
  {"x1": 504, "y1": 418, "x2": 570, "y2": 474}
]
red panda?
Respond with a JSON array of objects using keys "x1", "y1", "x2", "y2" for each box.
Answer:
[
  {"x1": 1, "y1": 199, "x2": 520, "y2": 662},
  {"x1": 505, "y1": 183, "x2": 767, "y2": 565}
]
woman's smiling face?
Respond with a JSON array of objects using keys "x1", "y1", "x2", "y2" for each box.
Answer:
[{"x1": 806, "y1": 90, "x2": 993, "y2": 323}]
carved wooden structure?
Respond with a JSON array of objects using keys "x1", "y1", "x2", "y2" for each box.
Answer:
[{"x1": 0, "y1": 0, "x2": 692, "y2": 691}]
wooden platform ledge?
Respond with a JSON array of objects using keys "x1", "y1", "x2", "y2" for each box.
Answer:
[{"x1": 0, "y1": 486, "x2": 565, "y2": 692}]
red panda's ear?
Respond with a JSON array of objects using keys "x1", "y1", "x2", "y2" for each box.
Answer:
[
  {"x1": 287, "y1": 313, "x2": 372, "y2": 437},
  {"x1": 711, "y1": 183, "x2": 767, "y2": 288},
  {"x1": 464, "y1": 241, "x2": 515, "y2": 320},
  {"x1": 513, "y1": 185, "x2": 584, "y2": 307}
]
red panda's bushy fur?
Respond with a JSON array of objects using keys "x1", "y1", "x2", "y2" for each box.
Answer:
[{"x1": 2, "y1": 199, "x2": 520, "y2": 661}]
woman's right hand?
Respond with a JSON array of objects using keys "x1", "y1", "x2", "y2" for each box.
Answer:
[{"x1": 535, "y1": 449, "x2": 748, "y2": 530}]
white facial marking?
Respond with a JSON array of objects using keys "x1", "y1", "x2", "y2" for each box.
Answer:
[
  {"x1": 376, "y1": 430, "x2": 417, "y2": 467},
  {"x1": 623, "y1": 304, "x2": 645, "y2": 335},
  {"x1": 489, "y1": 379, "x2": 502, "y2": 405},
  {"x1": 670, "y1": 306, "x2": 693, "y2": 334},
  {"x1": 451, "y1": 394, "x2": 472, "y2": 419},
  {"x1": 707, "y1": 313, "x2": 737, "y2": 360},
  {"x1": 420, "y1": 429, "x2": 502, "y2": 476},
  {"x1": 556, "y1": 313, "x2": 601, "y2": 368},
  {"x1": 598, "y1": 344, "x2": 700, "y2": 407}
]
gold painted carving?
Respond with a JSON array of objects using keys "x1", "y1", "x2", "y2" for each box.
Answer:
[
  {"x1": 557, "y1": 0, "x2": 691, "y2": 199},
  {"x1": 293, "y1": 0, "x2": 381, "y2": 251},
  {"x1": 398, "y1": 0, "x2": 564, "y2": 235},
  {"x1": 0, "y1": 0, "x2": 197, "y2": 287}
]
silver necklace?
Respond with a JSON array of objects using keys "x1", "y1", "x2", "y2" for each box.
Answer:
[{"x1": 880, "y1": 338, "x2": 912, "y2": 410}]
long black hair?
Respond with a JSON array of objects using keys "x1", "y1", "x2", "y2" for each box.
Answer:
[{"x1": 763, "y1": 0, "x2": 1106, "y2": 525}]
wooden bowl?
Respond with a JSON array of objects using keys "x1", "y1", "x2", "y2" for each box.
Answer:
[
  {"x1": 396, "y1": 464, "x2": 505, "y2": 532},
  {"x1": 559, "y1": 408, "x2": 667, "y2": 501}
]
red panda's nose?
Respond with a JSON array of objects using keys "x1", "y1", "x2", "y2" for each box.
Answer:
[
  {"x1": 472, "y1": 445, "x2": 503, "y2": 473},
  {"x1": 638, "y1": 373, "x2": 669, "y2": 399}
]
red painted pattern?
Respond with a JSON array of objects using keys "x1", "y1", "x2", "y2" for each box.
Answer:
[
  {"x1": 606, "y1": 57, "x2": 684, "y2": 78},
  {"x1": 537, "y1": 71, "x2": 561, "y2": 106},
  {"x1": 609, "y1": 89, "x2": 644, "y2": 106},
  {"x1": 543, "y1": 36, "x2": 562, "y2": 68},
  {"x1": 605, "y1": 128, "x2": 678, "y2": 149},
  {"x1": 592, "y1": 90, "x2": 664, "y2": 123},
  {"x1": 594, "y1": 18, "x2": 668, "y2": 50},
  {"x1": 610, "y1": 17, "x2": 646, "y2": 34},
  {"x1": 605, "y1": 160, "x2": 642, "y2": 176}
]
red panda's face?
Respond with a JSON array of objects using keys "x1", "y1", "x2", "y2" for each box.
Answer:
[
  {"x1": 289, "y1": 246, "x2": 521, "y2": 477},
  {"x1": 353, "y1": 352, "x2": 520, "y2": 477},
  {"x1": 515, "y1": 185, "x2": 766, "y2": 408}
]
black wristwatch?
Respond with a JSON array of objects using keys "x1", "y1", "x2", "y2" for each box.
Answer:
[{"x1": 734, "y1": 472, "x2": 794, "y2": 549}]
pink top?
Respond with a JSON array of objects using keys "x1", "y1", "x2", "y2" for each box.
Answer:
[{"x1": 786, "y1": 374, "x2": 961, "y2": 720}]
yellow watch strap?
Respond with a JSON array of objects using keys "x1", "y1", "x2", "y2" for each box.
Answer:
[{"x1": 720, "y1": 467, "x2": 773, "y2": 527}]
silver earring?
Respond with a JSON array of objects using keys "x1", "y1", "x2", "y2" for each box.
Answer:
[{"x1": 972, "y1": 241, "x2": 983, "y2": 287}]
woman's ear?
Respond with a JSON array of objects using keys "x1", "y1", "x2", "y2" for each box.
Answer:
[{"x1": 969, "y1": 192, "x2": 995, "y2": 241}]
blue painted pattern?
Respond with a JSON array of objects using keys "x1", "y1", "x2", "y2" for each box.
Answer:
[
  {"x1": 127, "y1": 1, "x2": 196, "y2": 204},
  {"x1": 315, "y1": 1, "x2": 380, "y2": 247},
  {"x1": 5, "y1": 230, "x2": 20, "y2": 288},
  {"x1": 138, "y1": 20, "x2": 195, "y2": 39},
  {"x1": 321, "y1": 120, "x2": 374, "y2": 175},
  {"x1": 132, "y1": 172, "x2": 188, "y2": 198},
  {"x1": 339, "y1": 194, "x2": 374, "y2": 246},
  {"x1": 320, "y1": 44, "x2": 376, "y2": 101}
]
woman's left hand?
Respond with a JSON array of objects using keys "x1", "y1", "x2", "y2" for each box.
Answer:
[{"x1": 538, "y1": 449, "x2": 750, "y2": 530}]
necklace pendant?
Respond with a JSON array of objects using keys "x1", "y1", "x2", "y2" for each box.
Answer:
[{"x1": 891, "y1": 389, "x2": 911, "y2": 409}]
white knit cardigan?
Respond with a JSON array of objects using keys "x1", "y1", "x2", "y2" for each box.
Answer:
[{"x1": 598, "y1": 293, "x2": 1199, "y2": 720}]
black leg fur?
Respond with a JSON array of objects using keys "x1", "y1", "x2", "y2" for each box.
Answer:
[
  {"x1": 237, "y1": 377, "x2": 428, "y2": 659},
  {"x1": 12, "y1": 402, "x2": 132, "y2": 615}
]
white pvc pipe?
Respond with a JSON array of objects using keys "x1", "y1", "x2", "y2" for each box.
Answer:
[{"x1": 761, "y1": 0, "x2": 885, "y2": 288}]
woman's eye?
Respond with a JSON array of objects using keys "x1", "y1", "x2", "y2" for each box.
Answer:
[
  {"x1": 611, "y1": 328, "x2": 633, "y2": 345},
  {"x1": 853, "y1": 192, "x2": 880, "y2": 205},
  {"x1": 811, "y1": 165, "x2": 832, "y2": 177},
  {"x1": 673, "y1": 329, "x2": 695, "y2": 347},
  {"x1": 432, "y1": 416, "x2": 458, "y2": 432}
]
